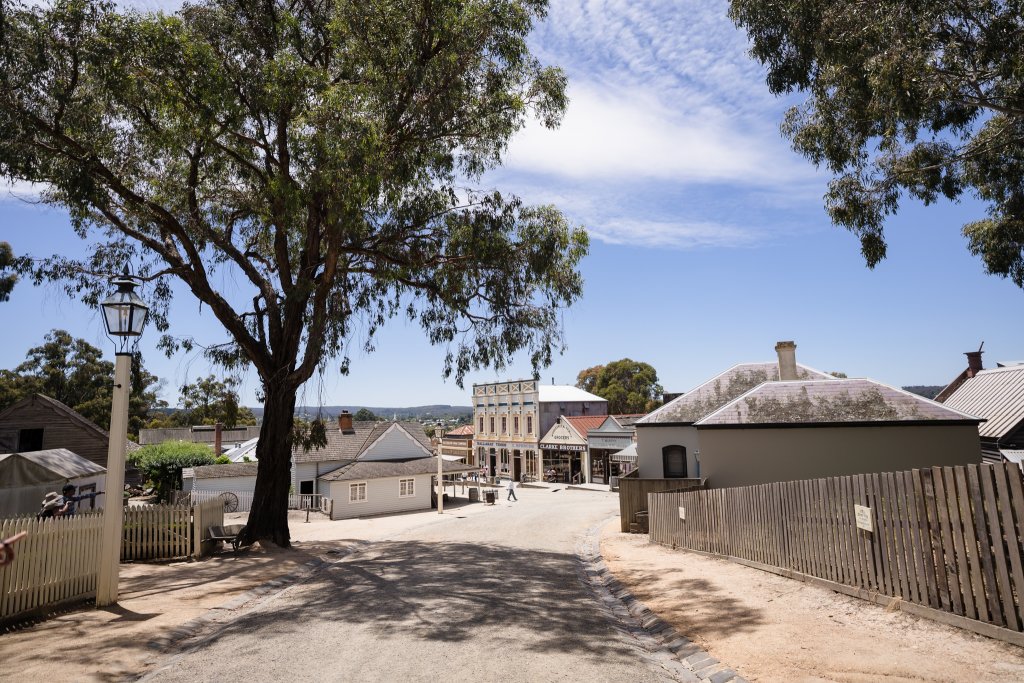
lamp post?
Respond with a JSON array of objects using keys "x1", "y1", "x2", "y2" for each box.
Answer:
[
  {"x1": 96, "y1": 270, "x2": 149, "y2": 607},
  {"x1": 435, "y1": 425, "x2": 444, "y2": 515}
]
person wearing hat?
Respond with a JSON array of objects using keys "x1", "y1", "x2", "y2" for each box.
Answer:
[
  {"x1": 37, "y1": 491, "x2": 64, "y2": 519},
  {"x1": 56, "y1": 483, "x2": 102, "y2": 517}
]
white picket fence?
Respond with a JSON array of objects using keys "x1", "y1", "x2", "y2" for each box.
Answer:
[
  {"x1": 186, "y1": 489, "x2": 324, "y2": 513},
  {"x1": 0, "y1": 514, "x2": 103, "y2": 621},
  {"x1": 1, "y1": 498, "x2": 225, "y2": 622}
]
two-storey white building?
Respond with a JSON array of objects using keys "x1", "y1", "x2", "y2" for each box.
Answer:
[{"x1": 472, "y1": 379, "x2": 606, "y2": 481}]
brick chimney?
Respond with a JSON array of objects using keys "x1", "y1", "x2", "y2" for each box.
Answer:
[
  {"x1": 966, "y1": 342, "x2": 984, "y2": 378},
  {"x1": 338, "y1": 410, "x2": 353, "y2": 432},
  {"x1": 775, "y1": 341, "x2": 798, "y2": 381},
  {"x1": 214, "y1": 422, "x2": 223, "y2": 456}
]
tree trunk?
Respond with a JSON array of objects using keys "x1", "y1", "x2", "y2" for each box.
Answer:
[{"x1": 239, "y1": 383, "x2": 296, "y2": 547}]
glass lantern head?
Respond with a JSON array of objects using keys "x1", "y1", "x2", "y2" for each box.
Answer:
[{"x1": 100, "y1": 271, "x2": 148, "y2": 351}]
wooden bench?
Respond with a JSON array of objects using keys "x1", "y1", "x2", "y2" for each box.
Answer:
[{"x1": 207, "y1": 524, "x2": 246, "y2": 551}]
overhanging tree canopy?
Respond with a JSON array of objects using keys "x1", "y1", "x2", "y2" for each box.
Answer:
[
  {"x1": 0, "y1": 0, "x2": 588, "y2": 546},
  {"x1": 729, "y1": 0, "x2": 1024, "y2": 286}
]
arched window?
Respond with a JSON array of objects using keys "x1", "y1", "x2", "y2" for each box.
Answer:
[{"x1": 662, "y1": 445, "x2": 687, "y2": 478}]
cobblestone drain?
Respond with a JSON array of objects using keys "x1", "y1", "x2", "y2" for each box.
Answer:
[
  {"x1": 575, "y1": 521, "x2": 748, "y2": 683},
  {"x1": 137, "y1": 540, "x2": 371, "y2": 680}
]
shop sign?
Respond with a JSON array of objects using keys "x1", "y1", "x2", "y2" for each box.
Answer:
[
  {"x1": 539, "y1": 442, "x2": 586, "y2": 451},
  {"x1": 589, "y1": 435, "x2": 631, "y2": 449}
]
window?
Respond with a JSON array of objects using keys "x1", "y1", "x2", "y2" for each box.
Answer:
[
  {"x1": 526, "y1": 415, "x2": 533, "y2": 435},
  {"x1": 399, "y1": 478, "x2": 415, "y2": 497},
  {"x1": 662, "y1": 445, "x2": 687, "y2": 478},
  {"x1": 489, "y1": 417, "x2": 495, "y2": 433},
  {"x1": 349, "y1": 482, "x2": 367, "y2": 502},
  {"x1": 300, "y1": 480, "x2": 314, "y2": 495},
  {"x1": 501, "y1": 416, "x2": 507, "y2": 433},
  {"x1": 513, "y1": 416, "x2": 520, "y2": 434},
  {"x1": 478, "y1": 416, "x2": 484, "y2": 432},
  {"x1": 17, "y1": 428, "x2": 43, "y2": 452}
]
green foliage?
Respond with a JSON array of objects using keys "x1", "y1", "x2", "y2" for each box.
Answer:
[
  {"x1": 160, "y1": 375, "x2": 256, "y2": 428},
  {"x1": 129, "y1": 440, "x2": 215, "y2": 502},
  {"x1": 0, "y1": 329, "x2": 165, "y2": 438},
  {"x1": 729, "y1": 0, "x2": 1024, "y2": 286},
  {"x1": 903, "y1": 385, "x2": 944, "y2": 400},
  {"x1": 576, "y1": 359, "x2": 663, "y2": 414},
  {"x1": 353, "y1": 408, "x2": 379, "y2": 422},
  {"x1": 289, "y1": 418, "x2": 328, "y2": 453},
  {"x1": 829, "y1": 371, "x2": 848, "y2": 379},
  {"x1": 0, "y1": 241, "x2": 17, "y2": 302},
  {"x1": 0, "y1": 0, "x2": 586, "y2": 545},
  {"x1": 214, "y1": 455, "x2": 231, "y2": 464}
]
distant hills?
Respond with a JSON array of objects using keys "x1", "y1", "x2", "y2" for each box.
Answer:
[
  {"x1": 902, "y1": 386, "x2": 944, "y2": 400},
  {"x1": 247, "y1": 404, "x2": 474, "y2": 421}
]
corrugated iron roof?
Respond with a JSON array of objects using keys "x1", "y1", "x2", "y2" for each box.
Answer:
[
  {"x1": 191, "y1": 462, "x2": 259, "y2": 479},
  {"x1": 291, "y1": 421, "x2": 432, "y2": 463},
  {"x1": 638, "y1": 362, "x2": 835, "y2": 425},
  {"x1": 538, "y1": 385, "x2": 607, "y2": 403},
  {"x1": 695, "y1": 378, "x2": 982, "y2": 426},
  {"x1": 318, "y1": 456, "x2": 476, "y2": 482},
  {"x1": 563, "y1": 415, "x2": 609, "y2": 436},
  {"x1": 942, "y1": 365, "x2": 1024, "y2": 439},
  {"x1": 444, "y1": 425, "x2": 474, "y2": 436}
]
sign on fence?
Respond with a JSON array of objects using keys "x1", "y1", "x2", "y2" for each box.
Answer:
[
  {"x1": 678, "y1": 506, "x2": 686, "y2": 520},
  {"x1": 854, "y1": 504, "x2": 873, "y2": 532}
]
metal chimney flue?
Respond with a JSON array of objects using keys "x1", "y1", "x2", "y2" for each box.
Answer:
[{"x1": 775, "y1": 341, "x2": 798, "y2": 381}]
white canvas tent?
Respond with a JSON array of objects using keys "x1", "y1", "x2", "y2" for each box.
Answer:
[{"x1": 0, "y1": 448, "x2": 106, "y2": 517}]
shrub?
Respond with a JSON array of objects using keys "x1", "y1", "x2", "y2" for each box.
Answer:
[
  {"x1": 129, "y1": 441, "x2": 215, "y2": 502},
  {"x1": 214, "y1": 455, "x2": 231, "y2": 464}
]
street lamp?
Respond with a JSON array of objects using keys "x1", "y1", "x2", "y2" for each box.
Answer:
[
  {"x1": 96, "y1": 270, "x2": 148, "y2": 606},
  {"x1": 435, "y1": 424, "x2": 444, "y2": 515}
]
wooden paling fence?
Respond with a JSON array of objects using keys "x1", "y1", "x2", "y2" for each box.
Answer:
[
  {"x1": 648, "y1": 463, "x2": 1024, "y2": 644},
  {"x1": 1, "y1": 498, "x2": 226, "y2": 622},
  {"x1": 618, "y1": 477, "x2": 707, "y2": 532}
]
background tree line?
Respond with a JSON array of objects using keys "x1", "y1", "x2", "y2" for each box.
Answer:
[{"x1": 0, "y1": 329, "x2": 255, "y2": 438}]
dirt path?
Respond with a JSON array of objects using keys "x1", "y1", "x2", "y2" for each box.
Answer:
[{"x1": 601, "y1": 521, "x2": 1024, "y2": 682}]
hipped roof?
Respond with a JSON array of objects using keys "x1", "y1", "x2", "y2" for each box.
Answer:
[
  {"x1": 695, "y1": 378, "x2": 983, "y2": 427},
  {"x1": 638, "y1": 362, "x2": 834, "y2": 425}
]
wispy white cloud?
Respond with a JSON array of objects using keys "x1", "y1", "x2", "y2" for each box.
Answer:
[
  {"x1": 0, "y1": 180, "x2": 46, "y2": 203},
  {"x1": 588, "y1": 218, "x2": 761, "y2": 249},
  {"x1": 505, "y1": 82, "x2": 812, "y2": 186},
  {"x1": 499, "y1": 0, "x2": 826, "y2": 248}
]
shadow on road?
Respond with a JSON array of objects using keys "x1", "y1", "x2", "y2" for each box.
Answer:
[{"x1": 196, "y1": 539, "x2": 655, "y2": 663}]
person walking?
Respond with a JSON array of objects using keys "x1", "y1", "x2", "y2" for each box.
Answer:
[{"x1": 506, "y1": 478, "x2": 517, "y2": 502}]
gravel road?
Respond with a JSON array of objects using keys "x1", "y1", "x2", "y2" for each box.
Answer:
[{"x1": 143, "y1": 486, "x2": 674, "y2": 683}]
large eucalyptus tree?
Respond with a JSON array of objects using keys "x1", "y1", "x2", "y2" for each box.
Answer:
[
  {"x1": 730, "y1": 0, "x2": 1024, "y2": 285},
  {"x1": 0, "y1": 0, "x2": 587, "y2": 546}
]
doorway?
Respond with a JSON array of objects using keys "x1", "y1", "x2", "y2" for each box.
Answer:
[{"x1": 513, "y1": 452, "x2": 522, "y2": 481}]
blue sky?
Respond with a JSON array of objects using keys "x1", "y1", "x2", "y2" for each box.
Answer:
[{"x1": 2, "y1": 1, "x2": 1022, "y2": 408}]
